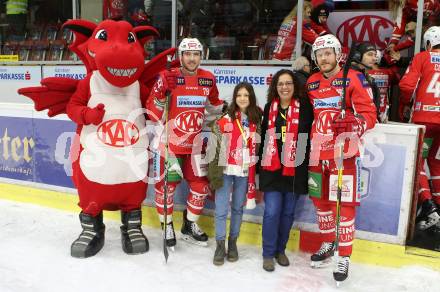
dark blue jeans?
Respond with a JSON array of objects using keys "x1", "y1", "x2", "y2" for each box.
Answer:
[{"x1": 262, "y1": 191, "x2": 299, "y2": 258}]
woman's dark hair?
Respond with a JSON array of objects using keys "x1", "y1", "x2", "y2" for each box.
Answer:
[
  {"x1": 267, "y1": 69, "x2": 304, "y2": 104},
  {"x1": 227, "y1": 82, "x2": 262, "y2": 125}
]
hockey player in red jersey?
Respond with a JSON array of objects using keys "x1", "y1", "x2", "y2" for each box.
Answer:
[
  {"x1": 272, "y1": 1, "x2": 320, "y2": 61},
  {"x1": 399, "y1": 26, "x2": 440, "y2": 230},
  {"x1": 306, "y1": 35, "x2": 377, "y2": 283},
  {"x1": 368, "y1": 50, "x2": 401, "y2": 122},
  {"x1": 147, "y1": 38, "x2": 225, "y2": 247}
]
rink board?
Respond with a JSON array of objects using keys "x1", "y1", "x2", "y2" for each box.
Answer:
[{"x1": 0, "y1": 101, "x2": 422, "y2": 246}]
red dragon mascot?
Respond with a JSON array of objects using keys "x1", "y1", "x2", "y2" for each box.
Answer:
[{"x1": 18, "y1": 19, "x2": 177, "y2": 258}]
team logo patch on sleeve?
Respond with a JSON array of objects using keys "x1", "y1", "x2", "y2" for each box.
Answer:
[
  {"x1": 308, "y1": 81, "x2": 320, "y2": 91},
  {"x1": 177, "y1": 77, "x2": 185, "y2": 85},
  {"x1": 331, "y1": 78, "x2": 350, "y2": 87},
  {"x1": 356, "y1": 73, "x2": 370, "y2": 88},
  {"x1": 198, "y1": 77, "x2": 213, "y2": 87}
]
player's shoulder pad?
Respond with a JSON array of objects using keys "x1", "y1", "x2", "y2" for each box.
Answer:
[{"x1": 348, "y1": 69, "x2": 370, "y2": 88}]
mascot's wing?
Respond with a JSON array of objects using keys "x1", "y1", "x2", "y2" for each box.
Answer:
[
  {"x1": 140, "y1": 47, "x2": 179, "y2": 91},
  {"x1": 18, "y1": 77, "x2": 79, "y2": 117}
]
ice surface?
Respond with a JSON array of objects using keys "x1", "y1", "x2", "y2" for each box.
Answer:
[{"x1": 0, "y1": 199, "x2": 439, "y2": 292}]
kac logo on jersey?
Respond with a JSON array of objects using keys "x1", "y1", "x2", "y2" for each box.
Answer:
[
  {"x1": 177, "y1": 95, "x2": 206, "y2": 108},
  {"x1": 315, "y1": 110, "x2": 339, "y2": 134},
  {"x1": 314, "y1": 96, "x2": 341, "y2": 109},
  {"x1": 97, "y1": 119, "x2": 140, "y2": 147},
  {"x1": 175, "y1": 110, "x2": 204, "y2": 133}
]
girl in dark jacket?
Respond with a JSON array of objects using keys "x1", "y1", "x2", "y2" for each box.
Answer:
[{"x1": 259, "y1": 69, "x2": 313, "y2": 272}]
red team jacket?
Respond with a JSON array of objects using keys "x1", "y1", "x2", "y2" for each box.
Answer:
[
  {"x1": 399, "y1": 50, "x2": 440, "y2": 125},
  {"x1": 147, "y1": 67, "x2": 224, "y2": 154},
  {"x1": 369, "y1": 68, "x2": 400, "y2": 115},
  {"x1": 307, "y1": 69, "x2": 377, "y2": 160},
  {"x1": 273, "y1": 18, "x2": 319, "y2": 60}
]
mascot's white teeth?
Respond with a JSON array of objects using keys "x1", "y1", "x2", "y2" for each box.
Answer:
[
  {"x1": 88, "y1": 50, "x2": 96, "y2": 58},
  {"x1": 106, "y1": 67, "x2": 137, "y2": 77}
]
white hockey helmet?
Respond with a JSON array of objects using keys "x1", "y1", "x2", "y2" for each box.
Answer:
[
  {"x1": 423, "y1": 26, "x2": 440, "y2": 50},
  {"x1": 311, "y1": 34, "x2": 342, "y2": 63},
  {"x1": 178, "y1": 38, "x2": 204, "y2": 58}
]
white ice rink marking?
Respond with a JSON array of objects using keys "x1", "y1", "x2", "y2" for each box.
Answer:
[{"x1": 0, "y1": 199, "x2": 439, "y2": 292}]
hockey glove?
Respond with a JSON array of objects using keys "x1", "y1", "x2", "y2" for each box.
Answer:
[
  {"x1": 164, "y1": 70, "x2": 179, "y2": 91},
  {"x1": 84, "y1": 103, "x2": 105, "y2": 125},
  {"x1": 331, "y1": 111, "x2": 366, "y2": 138}
]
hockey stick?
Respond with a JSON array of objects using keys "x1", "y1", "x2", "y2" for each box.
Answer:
[
  {"x1": 162, "y1": 55, "x2": 173, "y2": 263},
  {"x1": 333, "y1": 47, "x2": 351, "y2": 285}
]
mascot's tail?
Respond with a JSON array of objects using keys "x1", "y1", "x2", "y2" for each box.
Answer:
[{"x1": 18, "y1": 77, "x2": 79, "y2": 117}]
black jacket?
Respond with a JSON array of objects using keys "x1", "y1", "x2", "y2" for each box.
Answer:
[{"x1": 258, "y1": 95, "x2": 313, "y2": 194}]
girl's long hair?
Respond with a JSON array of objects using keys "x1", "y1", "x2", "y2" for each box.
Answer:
[
  {"x1": 266, "y1": 69, "x2": 303, "y2": 104},
  {"x1": 227, "y1": 82, "x2": 262, "y2": 125}
]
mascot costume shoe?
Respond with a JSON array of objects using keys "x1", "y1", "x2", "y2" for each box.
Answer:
[{"x1": 18, "y1": 19, "x2": 178, "y2": 258}]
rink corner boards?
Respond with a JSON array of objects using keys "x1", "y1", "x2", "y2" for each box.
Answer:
[{"x1": 1, "y1": 182, "x2": 439, "y2": 271}]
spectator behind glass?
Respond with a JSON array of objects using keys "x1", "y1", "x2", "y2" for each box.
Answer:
[
  {"x1": 272, "y1": 1, "x2": 319, "y2": 61},
  {"x1": 292, "y1": 56, "x2": 312, "y2": 88},
  {"x1": 183, "y1": 0, "x2": 216, "y2": 58},
  {"x1": 310, "y1": 0, "x2": 334, "y2": 36},
  {"x1": 4, "y1": 0, "x2": 28, "y2": 40}
]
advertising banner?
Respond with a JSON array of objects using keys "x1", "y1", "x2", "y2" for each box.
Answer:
[
  {"x1": 327, "y1": 11, "x2": 394, "y2": 50},
  {"x1": 202, "y1": 65, "x2": 290, "y2": 107},
  {"x1": 42, "y1": 65, "x2": 87, "y2": 80},
  {"x1": 0, "y1": 66, "x2": 42, "y2": 104}
]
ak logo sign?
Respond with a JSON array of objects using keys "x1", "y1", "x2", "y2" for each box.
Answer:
[
  {"x1": 97, "y1": 119, "x2": 140, "y2": 147},
  {"x1": 174, "y1": 110, "x2": 204, "y2": 133},
  {"x1": 336, "y1": 15, "x2": 394, "y2": 49}
]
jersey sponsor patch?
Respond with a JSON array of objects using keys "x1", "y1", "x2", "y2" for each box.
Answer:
[
  {"x1": 331, "y1": 78, "x2": 350, "y2": 87},
  {"x1": 177, "y1": 76, "x2": 185, "y2": 85},
  {"x1": 423, "y1": 105, "x2": 440, "y2": 112},
  {"x1": 357, "y1": 73, "x2": 370, "y2": 88},
  {"x1": 176, "y1": 95, "x2": 206, "y2": 108},
  {"x1": 308, "y1": 81, "x2": 320, "y2": 91},
  {"x1": 313, "y1": 96, "x2": 341, "y2": 109},
  {"x1": 372, "y1": 76, "x2": 388, "y2": 88},
  {"x1": 329, "y1": 174, "x2": 354, "y2": 203},
  {"x1": 431, "y1": 54, "x2": 440, "y2": 64},
  {"x1": 198, "y1": 77, "x2": 213, "y2": 87}
]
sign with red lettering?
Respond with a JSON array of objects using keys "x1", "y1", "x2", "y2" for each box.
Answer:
[{"x1": 327, "y1": 11, "x2": 394, "y2": 49}]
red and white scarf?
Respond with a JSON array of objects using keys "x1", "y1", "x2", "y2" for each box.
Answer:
[{"x1": 261, "y1": 98, "x2": 300, "y2": 176}]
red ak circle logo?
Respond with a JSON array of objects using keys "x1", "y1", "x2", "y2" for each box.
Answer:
[{"x1": 97, "y1": 119, "x2": 140, "y2": 147}]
